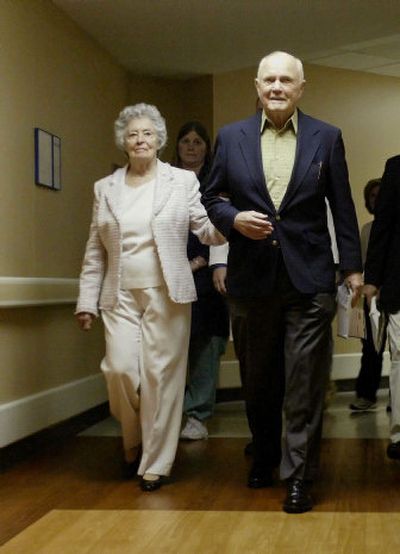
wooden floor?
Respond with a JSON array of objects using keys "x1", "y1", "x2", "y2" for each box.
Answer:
[
  {"x1": 3, "y1": 510, "x2": 400, "y2": 553},
  {"x1": 1, "y1": 434, "x2": 400, "y2": 552}
]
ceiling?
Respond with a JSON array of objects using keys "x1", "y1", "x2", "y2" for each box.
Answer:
[{"x1": 53, "y1": 0, "x2": 400, "y2": 79}]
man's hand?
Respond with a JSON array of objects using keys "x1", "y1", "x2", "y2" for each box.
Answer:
[
  {"x1": 213, "y1": 266, "x2": 227, "y2": 295},
  {"x1": 363, "y1": 284, "x2": 379, "y2": 308},
  {"x1": 233, "y1": 211, "x2": 273, "y2": 240},
  {"x1": 344, "y1": 272, "x2": 363, "y2": 307},
  {"x1": 76, "y1": 312, "x2": 95, "y2": 331}
]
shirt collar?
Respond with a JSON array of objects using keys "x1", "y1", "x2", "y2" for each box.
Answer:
[{"x1": 260, "y1": 108, "x2": 298, "y2": 134}]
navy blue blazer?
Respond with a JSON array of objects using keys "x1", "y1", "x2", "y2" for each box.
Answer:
[
  {"x1": 202, "y1": 110, "x2": 362, "y2": 297},
  {"x1": 365, "y1": 156, "x2": 400, "y2": 313}
]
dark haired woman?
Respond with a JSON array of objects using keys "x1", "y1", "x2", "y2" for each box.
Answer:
[{"x1": 174, "y1": 122, "x2": 229, "y2": 440}]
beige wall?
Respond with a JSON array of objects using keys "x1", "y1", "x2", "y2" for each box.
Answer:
[
  {"x1": 128, "y1": 74, "x2": 213, "y2": 162},
  {"x1": 0, "y1": 0, "x2": 129, "y2": 404},
  {"x1": 0, "y1": 1, "x2": 130, "y2": 280},
  {"x1": 300, "y1": 63, "x2": 400, "y2": 229},
  {"x1": 0, "y1": 2, "x2": 214, "y2": 424},
  {"x1": 0, "y1": 305, "x2": 103, "y2": 400},
  {"x1": 213, "y1": 63, "x2": 400, "y2": 357},
  {"x1": 0, "y1": 2, "x2": 214, "y2": 425},
  {"x1": 2, "y1": 1, "x2": 399, "y2": 429}
]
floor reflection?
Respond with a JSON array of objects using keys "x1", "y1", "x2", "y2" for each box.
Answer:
[{"x1": 81, "y1": 388, "x2": 391, "y2": 440}]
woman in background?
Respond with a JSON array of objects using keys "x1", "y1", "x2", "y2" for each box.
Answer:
[
  {"x1": 76, "y1": 105, "x2": 224, "y2": 491},
  {"x1": 174, "y1": 121, "x2": 229, "y2": 440}
]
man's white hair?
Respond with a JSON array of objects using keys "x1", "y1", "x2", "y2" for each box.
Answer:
[{"x1": 257, "y1": 51, "x2": 304, "y2": 81}]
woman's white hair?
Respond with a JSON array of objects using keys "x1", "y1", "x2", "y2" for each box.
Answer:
[{"x1": 114, "y1": 103, "x2": 167, "y2": 151}]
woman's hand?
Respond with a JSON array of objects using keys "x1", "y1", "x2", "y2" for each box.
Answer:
[
  {"x1": 213, "y1": 266, "x2": 227, "y2": 295},
  {"x1": 344, "y1": 271, "x2": 363, "y2": 307},
  {"x1": 363, "y1": 284, "x2": 379, "y2": 308},
  {"x1": 190, "y1": 256, "x2": 207, "y2": 273},
  {"x1": 76, "y1": 312, "x2": 95, "y2": 331}
]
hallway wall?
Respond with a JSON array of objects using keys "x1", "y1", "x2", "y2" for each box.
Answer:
[
  {"x1": 0, "y1": 0, "x2": 125, "y2": 446},
  {"x1": 2, "y1": 1, "x2": 400, "y2": 445},
  {"x1": 0, "y1": 2, "x2": 215, "y2": 448}
]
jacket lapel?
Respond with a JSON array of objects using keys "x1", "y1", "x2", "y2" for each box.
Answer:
[
  {"x1": 153, "y1": 159, "x2": 174, "y2": 215},
  {"x1": 104, "y1": 161, "x2": 173, "y2": 220},
  {"x1": 104, "y1": 166, "x2": 127, "y2": 222},
  {"x1": 238, "y1": 113, "x2": 274, "y2": 210},
  {"x1": 279, "y1": 111, "x2": 321, "y2": 211}
]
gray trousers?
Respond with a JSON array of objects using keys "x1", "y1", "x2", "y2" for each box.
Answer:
[
  {"x1": 387, "y1": 311, "x2": 400, "y2": 442},
  {"x1": 235, "y1": 263, "x2": 336, "y2": 481}
]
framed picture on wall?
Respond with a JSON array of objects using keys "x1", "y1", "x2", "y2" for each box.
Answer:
[{"x1": 34, "y1": 128, "x2": 62, "y2": 190}]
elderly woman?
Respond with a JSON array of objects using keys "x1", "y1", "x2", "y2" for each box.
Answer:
[{"x1": 75, "y1": 103, "x2": 224, "y2": 492}]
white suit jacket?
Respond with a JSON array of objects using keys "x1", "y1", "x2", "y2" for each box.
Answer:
[{"x1": 76, "y1": 160, "x2": 225, "y2": 316}]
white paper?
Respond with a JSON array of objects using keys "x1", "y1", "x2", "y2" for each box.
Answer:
[
  {"x1": 336, "y1": 283, "x2": 353, "y2": 338},
  {"x1": 337, "y1": 283, "x2": 366, "y2": 339},
  {"x1": 369, "y1": 296, "x2": 387, "y2": 352}
]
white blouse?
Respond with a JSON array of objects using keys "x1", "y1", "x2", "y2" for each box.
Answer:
[{"x1": 120, "y1": 178, "x2": 164, "y2": 289}]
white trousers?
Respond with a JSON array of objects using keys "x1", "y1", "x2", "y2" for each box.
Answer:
[
  {"x1": 388, "y1": 311, "x2": 400, "y2": 442},
  {"x1": 101, "y1": 287, "x2": 191, "y2": 476}
]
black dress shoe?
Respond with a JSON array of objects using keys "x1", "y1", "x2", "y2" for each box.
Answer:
[
  {"x1": 247, "y1": 463, "x2": 273, "y2": 488},
  {"x1": 121, "y1": 460, "x2": 138, "y2": 480},
  {"x1": 387, "y1": 441, "x2": 400, "y2": 460},
  {"x1": 283, "y1": 479, "x2": 313, "y2": 514},
  {"x1": 121, "y1": 450, "x2": 142, "y2": 480},
  {"x1": 140, "y1": 476, "x2": 164, "y2": 492}
]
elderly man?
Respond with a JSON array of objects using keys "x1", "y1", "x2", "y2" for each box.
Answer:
[
  {"x1": 202, "y1": 51, "x2": 362, "y2": 513},
  {"x1": 364, "y1": 156, "x2": 400, "y2": 461}
]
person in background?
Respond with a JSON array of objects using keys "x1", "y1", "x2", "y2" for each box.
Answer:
[
  {"x1": 210, "y1": 243, "x2": 253, "y2": 455},
  {"x1": 75, "y1": 104, "x2": 224, "y2": 492},
  {"x1": 173, "y1": 121, "x2": 229, "y2": 440},
  {"x1": 350, "y1": 179, "x2": 387, "y2": 412},
  {"x1": 364, "y1": 157, "x2": 400, "y2": 459},
  {"x1": 202, "y1": 51, "x2": 362, "y2": 513}
]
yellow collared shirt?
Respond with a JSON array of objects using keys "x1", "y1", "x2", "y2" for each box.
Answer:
[{"x1": 260, "y1": 109, "x2": 298, "y2": 211}]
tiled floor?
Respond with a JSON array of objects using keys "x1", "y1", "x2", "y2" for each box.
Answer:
[{"x1": 80, "y1": 388, "x2": 392, "y2": 440}]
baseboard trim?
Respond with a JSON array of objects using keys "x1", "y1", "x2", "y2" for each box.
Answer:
[
  {"x1": 1, "y1": 352, "x2": 390, "y2": 449},
  {"x1": 0, "y1": 402, "x2": 109, "y2": 472},
  {"x1": 330, "y1": 352, "x2": 390, "y2": 380},
  {"x1": 0, "y1": 374, "x2": 108, "y2": 448},
  {"x1": 218, "y1": 352, "x2": 391, "y2": 389}
]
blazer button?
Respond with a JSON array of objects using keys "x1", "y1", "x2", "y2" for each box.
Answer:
[{"x1": 272, "y1": 240, "x2": 279, "y2": 247}]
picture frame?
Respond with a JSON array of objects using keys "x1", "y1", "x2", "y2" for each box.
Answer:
[{"x1": 34, "y1": 128, "x2": 62, "y2": 190}]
